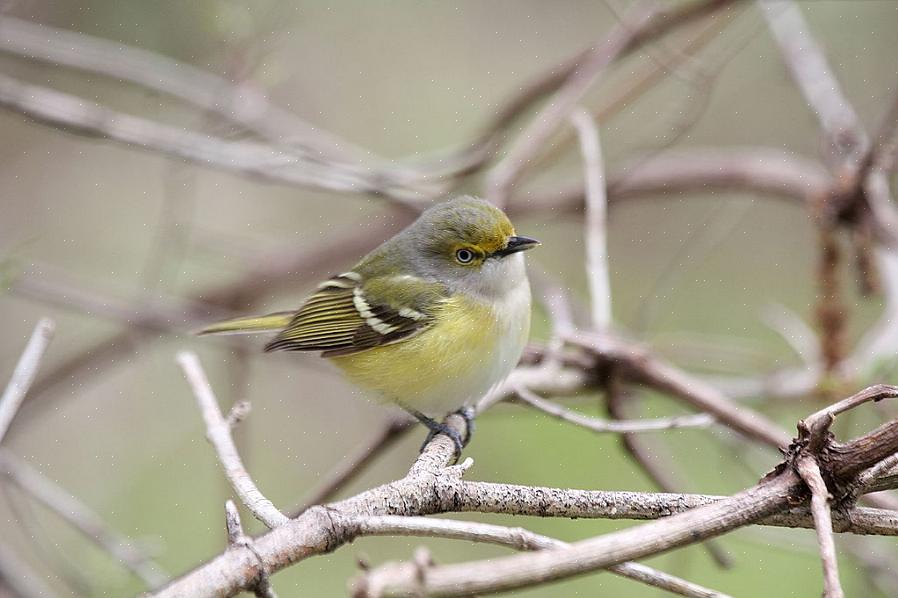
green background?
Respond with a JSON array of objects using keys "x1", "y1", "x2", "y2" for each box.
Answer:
[{"x1": 2, "y1": 1, "x2": 898, "y2": 596}]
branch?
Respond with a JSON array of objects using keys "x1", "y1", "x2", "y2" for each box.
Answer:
[
  {"x1": 759, "y1": 0, "x2": 866, "y2": 164},
  {"x1": 796, "y1": 456, "x2": 844, "y2": 598},
  {"x1": 569, "y1": 108, "x2": 612, "y2": 330},
  {"x1": 487, "y1": 0, "x2": 739, "y2": 205},
  {"x1": 222, "y1": 500, "x2": 277, "y2": 598},
  {"x1": 514, "y1": 147, "x2": 831, "y2": 218},
  {"x1": 514, "y1": 384, "x2": 715, "y2": 433},
  {"x1": 352, "y1": 515, "x2": 730, "y2": 598},
  {"x1": 566, "y1": 331, "x2": 793, "y2": 448},
  {"x1": 290, "y1": 416, "x2": 412, "y2": 517},
  {"x1": 176, "y1": 351, "x2": 288, "y2": 528},
  {"x1": 0, "y1": 318, "x2": 54, "y2": 442},
  {"x1": 155, "y1": 384, "x2": 898, "y2": 597}
]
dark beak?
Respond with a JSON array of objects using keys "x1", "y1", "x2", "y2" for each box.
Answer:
[{"x1": 494, "y1": 235, "x2": 540, "y2": 258}]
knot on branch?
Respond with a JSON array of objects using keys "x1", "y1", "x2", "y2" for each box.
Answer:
[{"x1": 775, "y1": 384, "x2": 898, "y2": 506}]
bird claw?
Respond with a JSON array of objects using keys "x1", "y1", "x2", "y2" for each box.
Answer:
[{"x1": 412, "y1": 407, "x2": 477, "y2": 462}]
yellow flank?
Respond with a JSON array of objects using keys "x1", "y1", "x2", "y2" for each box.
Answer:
[{"x1": 330, "y1": 293, "x2": 501, "y2": 411}]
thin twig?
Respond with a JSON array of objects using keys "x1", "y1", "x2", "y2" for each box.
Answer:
[
  {"x1": 176, "y1": 351, "x2": 288, "y2": 528},
  {"x1": 290, "y1": 417, "x2": 412, "y2": 517},
  {"x1": 487, "y1": 0, "x2": 738, "y2": 205},
  {"x1": 796, "y1": 456, "x2": 844, "y2": 598},
  {"x1": 570, "y1": 108, "x2": 612, "y2": 330},
  {"x1": 0, "y1": 318, "x2": 54, "y2": 443},
  {"x1": 515, "y1": 384, "x2": 714, "y2": 433},
  {"x1": 222, "y1": 500, "x2": 278, "y2": 598}
]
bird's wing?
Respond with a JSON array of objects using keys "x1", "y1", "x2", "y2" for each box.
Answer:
[{"x1": 264, "y1": 272, "x2": 447, "y2": 357}]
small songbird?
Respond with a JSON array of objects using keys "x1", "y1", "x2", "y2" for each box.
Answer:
[{"x1": 199, "y1": 196, "x2": 538, "y2": 454}]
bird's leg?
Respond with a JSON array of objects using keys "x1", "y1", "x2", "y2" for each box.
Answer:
[
  {"x1": 452, "y1": 406, "x2": 476, "y2": 446},
  {"x1": 403, "y1": 407, "x2": 465, "y2": 461}
]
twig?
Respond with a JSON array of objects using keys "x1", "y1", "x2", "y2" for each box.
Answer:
[
  {"x1": 222, "y1": 500, "x2": 277, "y2": 598},
  {"x1": 606, "y1": 379, "x2": 732, "y2": 569},
  {"x1": 290, "y1": 416, "x2": 412, "y2": 517},
  {"x1": 0, "y1": 449, "x2": 168, "y2": 588},
  {"x1": 761, "y1": 304, "x2": 821, "y2": 365},
  {"x1": 570, "y1": 108, "x2": 612, "y2": 330},
  {"x1": 514, "y1": 384, "x2": 714, "y2": 433},
  {"x1": 352, "y1": 515, "x2": 730, "y2": 598},
  {"x1": 796, "y1": 456, "x2": 844, "y2": 598},
  {"x1": 176, "y1": 351, "x2": 288, "y2": 528},
  {"x1": 759, "y1": 0, "x2": 866, "y2": 164},
  {"x1": 567, "y1": 330, "x2": 793, "y2": 448},
  {"x1": 0, "y1": 318, "x2": 54, "y2": 443},
  {"x1": 487, "y1": 0, "x2": 738, "y2": 205}
]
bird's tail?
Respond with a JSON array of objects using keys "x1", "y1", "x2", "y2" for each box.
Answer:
[{"x1": 197, "y1": 311, "x2": 294, "y2": 336}]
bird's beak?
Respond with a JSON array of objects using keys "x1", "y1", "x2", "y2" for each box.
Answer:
[{"x1": 495, "y1": 235, "x2": 540, "y2": 258}]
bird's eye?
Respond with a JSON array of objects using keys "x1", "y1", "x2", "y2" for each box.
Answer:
[{"x1": 455, "y1": 248, "x2": 475, "y2": 264}]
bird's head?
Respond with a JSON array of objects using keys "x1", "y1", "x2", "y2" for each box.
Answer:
[{"x1": 405, "y1": 196, "x2": 539, "y2": 296}]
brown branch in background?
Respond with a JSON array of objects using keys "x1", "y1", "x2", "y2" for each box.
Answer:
[
  {"x1": 816, "y1": 228, "x2": 846, "y2": 380},
  {"x1": 567, "y1": 331, "x2": 793, "y2": 448},
  {"x1": 513, "y1": 147, "x2": 831, "y2": 219},
  {"x1": 290, "y1": 416, "x2": 412, "y2": 517},
  {"x1": 514, "y1": 384, "x2": 714, "y2": 433},
  {"x1": 15, "y1": 215, "x2": 408, "y2": 431},
  {"x1": 177, "y1": 351, "x2": 289, "y2": 528},
  {"x1": 606, "y1": 377, "x2": 732, "y2": 568},
  {"x1": 486, "y1": 0, "x2": 739, "y2": 206}
]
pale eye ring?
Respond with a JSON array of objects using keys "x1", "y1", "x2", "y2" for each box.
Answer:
[{"x1": 455, "y1": 248, "x2": 475, "y2": 264}]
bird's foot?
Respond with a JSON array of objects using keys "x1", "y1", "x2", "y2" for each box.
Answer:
[{"x1": 407, "y1": 407, "x2": 476, "y2": 462}]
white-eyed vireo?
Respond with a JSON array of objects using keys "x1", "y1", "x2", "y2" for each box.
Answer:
[{"x1": 200, "y1": 196, "x2": 538, "y2": 453}]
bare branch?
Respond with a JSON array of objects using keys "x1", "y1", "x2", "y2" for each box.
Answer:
[
  {"x1": 0, "y1": 72, "x2": 429, "y2": 206},
  {"x1": 570, "y1": 108, "x2": 612, "y2": 330},
  {"x1": 176, "y1": 351, "x2": 288, "y2": 528},
  {"x1": 796, "y1": 457, "x2": 844, "y2": 598},
  {"x1": 0, "y1": 318, "x2": 54, "y2": 443},
  {"x1": 515, "y1": 147, "x2": 831, "y2": 218},
  {"x1": 567, "y1": 331, "x2": 793, "y2": 448},
  {"x1": 352, "y1": 515, "x2": 730, "y2": 598},
  {"x1": 759, "y1": 0, "x2": 866, "y2": 163},
  {"x1": 487, "y1": 0, "x2": 739, "y2": 205},
  {"x1": 222, "y1": 500, "x2": 277, "y2": 598},
  {"x1": 514, "y1": 384, "x2": 715, "y2": 433}
]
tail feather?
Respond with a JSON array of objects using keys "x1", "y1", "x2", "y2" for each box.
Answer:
[{"x1": 197, "y1": 311, "x2": 294, "y2": 336}]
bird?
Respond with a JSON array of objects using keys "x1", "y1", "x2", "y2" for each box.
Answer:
[{"x1": 199, "y1": 196, "x2": 538, "y2": 455}]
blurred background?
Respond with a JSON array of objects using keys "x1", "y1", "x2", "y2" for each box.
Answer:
[{"x1": 2, "y1": 1, "x2": 898, "y2": 596}]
